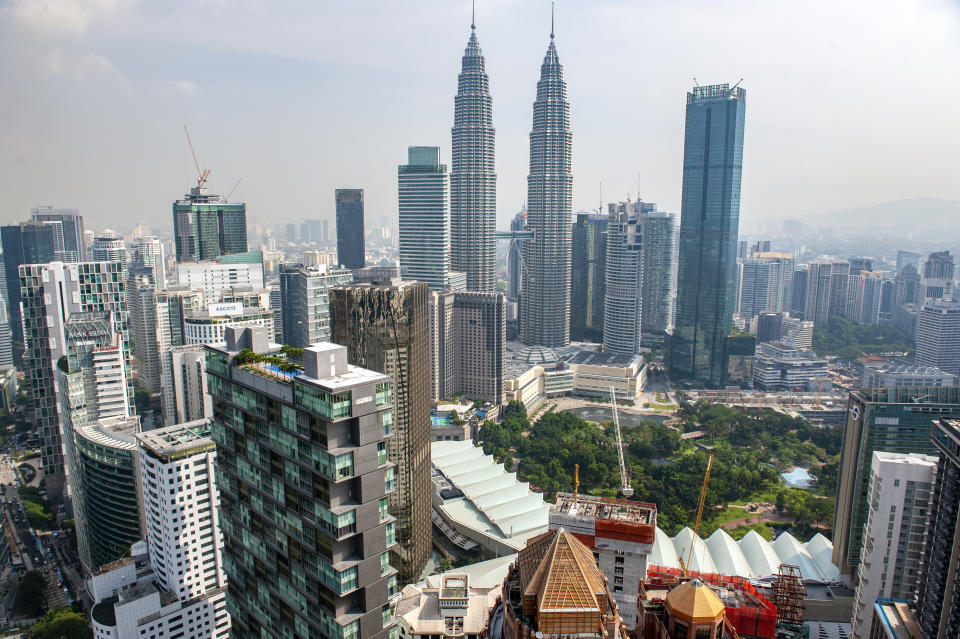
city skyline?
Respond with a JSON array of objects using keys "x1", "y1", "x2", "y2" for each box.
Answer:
[{"x1": 3, "y1": 1, "x2": 959, "y2": 232}]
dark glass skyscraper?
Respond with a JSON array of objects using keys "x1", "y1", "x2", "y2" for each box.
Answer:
[
  {"x1": 335, "y1": 189, "x2": 365, "y2": 270},
  {"x1": 570, "y1": 213, "x2": 607, "y2": 342},
  {"x1": 1, "y1": 221, "x2": 58, "y2": 345},
  {"x1": 520, "y1": 28, "x2": 573, "y2": 347},
  {"x1": 450, "y1": 18, "x2": 496, "y2": 292},
  {"x1": 669, "y1": 83, "x2": 746, "y2": 387}
]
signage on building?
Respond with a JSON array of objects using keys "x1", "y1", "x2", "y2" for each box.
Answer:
[{"x1": 209, "y1": 302, "x2": 243, "y2": 317}]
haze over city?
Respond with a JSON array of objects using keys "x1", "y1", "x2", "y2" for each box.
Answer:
[{"x1": 3, "y1": 0, "x2": 959, "y2": 231}]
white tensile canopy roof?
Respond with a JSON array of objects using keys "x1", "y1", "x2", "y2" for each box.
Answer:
[{"x1": 651, "y1": 526, "x2": 840, "y2": 581}]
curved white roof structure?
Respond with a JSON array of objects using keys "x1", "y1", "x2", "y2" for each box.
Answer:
[
  {"x1": 650, "y1": 526, "x2": 840, "y2": 582},
  {"x1": 706, "y1": 529, "x2": 754, "y2": 578},
  {"x1": 431, "y1": 441, "x2": 550, "y2": 552}
]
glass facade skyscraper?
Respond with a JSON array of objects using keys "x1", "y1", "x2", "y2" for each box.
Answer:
[
  {"x1": 450, "y1": 20, "x2": 496, "y2": 292},
  {"x1": 570, "y1": 212, "x2": 607, "y2": 343},
  {"x1": 398, "y1": 147, "x2": 451, "y2": 291},
  {"x1": 520, "y1": 30, "x2": 573, "y2": 348},
  {"x1": 173, "y1": 187, "x2": 247, "y2": 261},
  {"x1": 335, "y1": 189, "x2": 365, "y2": 270},
  {"x1": 670, "y1": 83, "x2": 746, "y2": 387}
]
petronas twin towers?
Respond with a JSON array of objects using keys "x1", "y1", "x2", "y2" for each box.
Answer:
[{"x1": 451, "y1": 11, "x2": 572, "y2": 348}]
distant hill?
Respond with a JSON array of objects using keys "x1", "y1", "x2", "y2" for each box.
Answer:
[{"x1": 777, "y1": 198, "x2": 960, "y2": 238}]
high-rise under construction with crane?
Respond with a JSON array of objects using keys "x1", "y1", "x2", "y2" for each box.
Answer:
[{"x1": 173, "y1": 126, "x2": 248, "y2": 262}]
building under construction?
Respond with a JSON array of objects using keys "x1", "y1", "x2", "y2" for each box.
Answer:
[
  {"x1": 637, "y1": 567, "x2": 779, "y2": 639},
  {"x1": 550, "y1": 492, "x2": 656, "y2": 629}
]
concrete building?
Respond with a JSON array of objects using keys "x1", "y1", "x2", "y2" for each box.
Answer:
[
  {"x1": 752, "y1": 342, "x2": 829, "y2": 391},
  {"x1": 330, "y1": 279, "x2": 431, "y2": 584},
  {"x1": 550, "y1": 493, "x2": 656, "y2": 629},
  {"x1": 429, "y1": 290, "x2": 505, "y2": 405},
  {"x1": 175, "y1": 251, "x2": 265, "y2": 302},
  {"x1": 520, "y1": 30, "x2": 573, "y2": 348},
  {"x1": 173, "y1": 186, "x2": 247, "y2": 262},
  {"x1": 915, "y1": 418, "x2": 960, "y2": 638},
  {"x1": 395, "y1": 574, "x2": 499, "y2": 639},
  {"x1": 670, "y1": 84, "x2": 747, "y2": 386},
  {"x1": 833, "y1": 386, "x2": 960, "y2": 579},
  {"x1": 129, "y1": 235, "x2": 165, "y2": 288},
  {"x1": 915, "y1": 300, "x2": 960, "y2": 374},
  {"x1": 850, "y1": 452, "x2": 937, "y2": 639},
  {"x1": 0, "y1": 300, "x2": 13, "y2": 370},
  {"x1": 860, "y1": 362, "x2": 957, "y2": 389},
  {"x1": 279, "y1": 264, "x2": 352, "y2": 348},
  {"x1": 781, "y1": 314, "x2": 814, "y2": 350},
  {"x1": 450, "y1": 19, "x2": 496, "y2": 293},
  {"x1": 157, "y1": 286, "x2": 205, "y2": 347},
  {"x1": 128, "y1": 267, "x2": 166, "y2": 393},
  {"x1": 207, "y1": 333, "x2": 399, "y2": 638},
  {"x1": 335, "y1": 189, "x2": 365, "y2": 270},
  {"x1": 398, "y1": 147, "x2": 454, "y2": 291},
  {"x1": 570, "y1": 212, "x2": 607, "y2": 343},
  {"x1": 868, "y1": 599, "x2": 921, "y2": 639},
  {"x1": 640, "y1": 207, "x2": 678, "y2": 351},
  {"x1": 161, "y1": 345, "x2": 213, "y2": 426},
  {"x1": 88, "y1": 420, "x2": 230, "y2": 639},
  {"x1": 90, "y1": 236, "x2": 125, "y2": 263},
  {"x1": 603, "y1": 201, "x2": 643, "y2": 355},
  {"x1": 20, "y1": 261, "x2": 131, "y2": 501},
  {"x1": 921, "y1": 250, "x2": 954, "y2": 301},
  {"x1": 805, "y1": 259, "x2": 851, "y2": 323},
  {"x1": 897, "y1": 250, "x2": 921, "y2": 274},
  {"x1": 894, "y1": 264, "x2": 921, "y2": 309},
  {"x1": 737, "y1": 253, "x2": 794, "y2": 321},
  {"x1": 183, "y1": 306, "x2": 274, "y2": 345}
]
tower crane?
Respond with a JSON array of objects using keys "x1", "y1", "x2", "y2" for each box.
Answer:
[
  {"x1": 680, "y1": 453, "x2": 714, "y2": 577},
  {"x1": 182, "y1": 124, "x2": 211, "y2": 190},
  {"x1": 609, "y1": 386, "x2": 633, "y2": 497}
]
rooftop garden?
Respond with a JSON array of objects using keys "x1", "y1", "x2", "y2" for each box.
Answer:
[{"x1": 234, "y1": 345, "x2": 305, "y2": 378}]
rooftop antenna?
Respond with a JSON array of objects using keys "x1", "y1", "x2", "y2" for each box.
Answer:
[
  {"x1": 550, "y1": 1, "x2": 555, "y2": 39},
  {"x1": 182, "y1": 125, "x2": 210, "y2": 191},
  {"x1": 471, "y1": 0, "x2": 476, "y2": 30},
  {"x1": 730, "y1": 78, "x2": 744, "y2": 92}
]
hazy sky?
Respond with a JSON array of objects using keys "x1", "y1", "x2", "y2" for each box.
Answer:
[{"x1": 2, "y1": 0, "x2": 959, "y2": 234}]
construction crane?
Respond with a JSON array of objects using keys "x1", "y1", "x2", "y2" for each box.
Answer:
[
  {"x1": 609, "y1": 386, "x2": 633, "y2": 497},
  {"x1": 680, "y1": 453, "x2": 714, "y2": 577},
  {"x1": 812, "y1": 378, "x2": 832, "y2": 409},
  {"x1": 182, "y1": 125, "x2": 211, "y2": 190}
]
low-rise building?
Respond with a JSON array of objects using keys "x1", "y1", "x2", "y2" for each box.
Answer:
[
  {"x1": 861, "y1": 362, "x2": 957, "y2": 389},
  {"x1": 869, "y1": 598, "x2": 921, "y2": 639},
  {"x1": 752, "y1": 342, "x2": 828, "y2": 391},
  {"x1": 395, "y1": 574, "x2": 499, "y2": 639},
  {"x1": 183, "y1": 306, "x2": 274, "y2": 345}
]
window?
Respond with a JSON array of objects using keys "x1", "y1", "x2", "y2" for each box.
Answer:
[{"x1": 379, "y1": 498, "x2": 389, "y2": 522}]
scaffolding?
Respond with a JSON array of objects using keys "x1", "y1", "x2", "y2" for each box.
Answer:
[{"x1": 771, "y1": 564, "x2": 806, "y2": 630}]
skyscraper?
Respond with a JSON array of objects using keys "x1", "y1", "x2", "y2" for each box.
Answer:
[
  {"x1": 507, "y1": 210, "x2": 526, "y2": 303},
  {"x1": 520, "y1": 25, "x2": 573, "y2": 348},
  {"x1": 335, "y1": 189, "x2": 365, "y2": 269},
  {"x1": 1, "y1": 221, "x2": 57, "y2": 344},
  {"x1": 915, "y1": 301, "x2": 960, "y2": 374},
  {"x1": 20, "y1": 261, "x2": 131, "y2": 501},
  {"x1": 916, "y1": 418, "x2": 960, "y2": 638},
  {"x1": 670, "y1": 83, "x2": 747, "y2": 387},
  {"x1": 450, "y1": 16, "x2": 496, "y2": 292},
  {"x1": 570, "y1": 212, "x2": 607, "y2": 343},
  {"x1": 55, "y1": 310, "x2": 140, "y2": 572},
  {"x1": 173, "y1": 186, "x2": 247, "y2": 262},
  {"x1": 279, "y1": 263, "x2": 352, "y2": 348},
  {"x1": 208, "y1": 331, "x2": 399, "y2": 638},
  {"x1": 398, "y1": 147, "x2": 456, "y2": 290},
  {"x1": 128, "y1": 267, "x2": 165, "y2": 393},
  {"x1": 640, "y1": 206, "x2": 678, "y2": 351},
  {"x1": 30, "y1": 207, "x2": 86, "y2": 261},
  {"x1": 603, "y1": 202, "x2": 643, "y2": 355},
  {"x1": 832, "y1": 385, "x2": 960, "y2": 578},
  {"x1": 330, "y1": 279, "x2": 431, "y2": 584},
  {"x1": 804, "y1": 259, "x2": 850, "y2": 323},
  {"x1": 129, "y1": 235, "x2": 165, "y2": 288},
  {"x1": 90, "y1": 236, "x2": 126, "y2": 263}
]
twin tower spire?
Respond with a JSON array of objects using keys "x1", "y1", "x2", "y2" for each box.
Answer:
[{"x1": 451, "y1": 5, "x2": 573, "y2": 350}]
